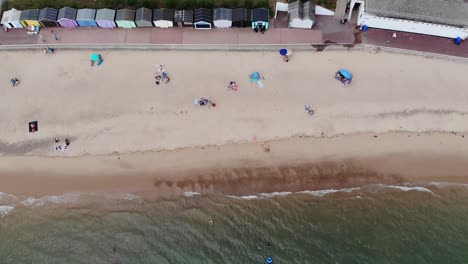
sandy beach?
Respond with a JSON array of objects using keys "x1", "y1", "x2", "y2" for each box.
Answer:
[{"x1": 1, "y1": 49, "x2": 468, "y2": 198}]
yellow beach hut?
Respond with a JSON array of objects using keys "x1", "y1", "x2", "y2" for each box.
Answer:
[{"x1": 20, "y1": 9, "x2": 40, "y2": 27}]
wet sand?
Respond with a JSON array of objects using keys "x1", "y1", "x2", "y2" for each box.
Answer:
[{"x1": 0, "y1": 132, "x2": 467, "y2": 199}]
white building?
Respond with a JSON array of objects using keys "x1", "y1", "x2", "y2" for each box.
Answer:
[{"x1": 349, "y1": 0, "x2": 468, "y2": 39}]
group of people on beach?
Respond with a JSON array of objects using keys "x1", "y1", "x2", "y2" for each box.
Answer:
[
  {"x1": 54, "y1": 138, "x2": 71, "y2": 152},
  {"x1": 155, "y1": 65, "x2": 170, "y2": 85}
]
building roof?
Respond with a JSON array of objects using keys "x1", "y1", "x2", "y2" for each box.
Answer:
[
  {"x1": 174, "y1": 9, "x2": 193, "y2": 23},
  {"x1": 214, "y1": 8, "x2": 232, "y2": 21},
  {"x1": 365, "y1": 0, "x2": 468, "y2": 27},
  {"x1": 232, "y1": 8, "x2": 251, "y2": 22},
  {"x1": 8, "y1": 9, "x2": 22, "y2": 22},
  {"x1": 20, "y1": 9, "x2": 39, "y2": 21},
  {"x1": 136, "y1": 8, "x2": 152, "y2": 21},
  {"x1": 194, "y1": 8, "x2": 212, "y2": 23},
  {"x1": 288, "y1": 1, "x2": 315, "y2": 21},
  {"x1": 116, "y1": 9, "x2": 135, "y2": 21},
  {"x1": 38, "y1": 8, "x2": 58, "y2": 21},
  {"x1": 252, "y1": 8, "x2": 269, "y2": 22},
  {"x1": 153, "y1": 8, "x2": 174, "y2": 21},
  {"x1": 96, "y1": 9, "x2": 116, "y2": 21},
  {"x1": 1, "y1": 10, "x2": 12, "y2": 24},
  {"x1": 58, "y1": 7, "x2": 77, "y2": 20},
  {"x1": 76, "y1": 8, "x2": 96, "y2": 20},
  {"x1": 360, "y1": 12, "x2": 468, "y2": 39}
]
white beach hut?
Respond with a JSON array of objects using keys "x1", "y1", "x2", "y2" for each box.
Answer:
[
  {"x1": 153, "y1": 8, "x2": 174, "y2": 28},
  {"x1": 3, "y1": 9, "x2": 23, "y2": 28},
  {"x1": 213, "y1": 8, "x2": 232, "y2": 28},
  {"x1": 1, "y1": 9, "x2": 13, "y2": 28}
]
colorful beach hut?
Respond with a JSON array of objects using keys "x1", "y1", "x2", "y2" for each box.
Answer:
[
  {"x1": 251, "y1": 8, "x2": 269, "y2": 29},
  {"x1": 57, "y1": 7, "x2": 78, "y2": 28},
  {"x1": 115, "y1": 9, "x2": 136, "y2": 28},
  {"x1": 194, "y1": 8, "x2": 212, "y2": 29},
  {"x1": 38, "y1": 8, "x2": 59, "y2": 27},
  {"x1": 174, "y1": 10, "x2": 193, "y2": 27},
  {"x1": 213, "y1": 8, "x2": 232, "y2": 28},
  {"x1": 1, "y1": 9, "x2": 14, "y2": 28},
  {"x1": 20, "y1": 9, "x2": 40, "y2": 27},
  {"x1": 232, "y1": 8, "x2": 251, "y2": 28},
  {"x1": 152, "y1": 8, "x2": 174, "y2": 28},
  {"x1": 95, "y1": 8, "x2": 116, "y2": 28},
  {"x1": 76, "y1": 8, "x2": 97, "y2": 27},
  {"x1": 135, "y1": 8, "x2": 153, "y2": 27},
  {"x1": 4, "y1": 9, "x2": 23, "y2": 28}
]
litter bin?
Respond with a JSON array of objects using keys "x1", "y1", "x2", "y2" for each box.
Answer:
[
  {"x1": 362, "y1": 25, "x2": 368, "y2": 32},
  {"x1": 454, "y1": 37, "x2": 462, "y2": 45}
]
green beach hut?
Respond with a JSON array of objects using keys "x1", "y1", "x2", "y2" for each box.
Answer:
[{"x1": 115, "y1": 9, "x2": 136, "y2": 28}]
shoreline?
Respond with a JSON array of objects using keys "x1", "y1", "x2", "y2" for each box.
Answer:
[{"x1": 1, "y1": 131, "x2": 468, "y2": 199}]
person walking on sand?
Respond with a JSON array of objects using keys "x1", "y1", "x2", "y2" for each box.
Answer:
[
  {"x1": 304, "y1": 104, "x2": 315, "y2": 116},
  {"x1": 10, "y1": 78, "x2": 19, "y2": 87}
]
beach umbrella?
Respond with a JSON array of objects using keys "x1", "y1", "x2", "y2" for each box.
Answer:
[
  {"x1": 250, "y1": 72, "x2": 261, "y2": 82},
  {"x1": 91, "y1": 53, "x2": 100, "y2": 61},
  {"x1": 339, "y1": 69, "x2": 352, "y2": 80},
  {"x1": 279, "y1": 48, "x2": 292, "y2": 56}
]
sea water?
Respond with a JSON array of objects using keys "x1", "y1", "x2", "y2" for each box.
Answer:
[{"x1": 1, "y1": 183, "x2": 468, "y2": 263}]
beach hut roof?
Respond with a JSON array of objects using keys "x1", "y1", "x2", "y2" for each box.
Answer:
[
  {"x1": 20, "y1": 9, "x2": 39, "y2": 21},
  {"x1": 1, "y1": 10, "x2": 12, "y2": 24},
  {"x1": 303, "y1": 1, "x2": 315, "y2": 21},
  {"x1": 135, "y1": 7, "x2": 152, "y2": 22},
  {"x1": 194, "y1": 8, "x2": 212, "y2": 23},
  {"x1": 38, "y1": 8, "x2": 58, "y2": 21},
  {"x1": 58, "y1": 7, "x2": 77, "y2": 20},
  {"x1": 116, "y1": 9, "x2": 135, "y2": 21},
  {"x1": 95, "y1": 8, "x2": 116, "y2": 21},
  {"x1": 174, "y1": 9, "x2": 193, "y2": 23},
  {"x1": 76, "y1": 8, "x2": 96, "y2": 21},
  {"x1": 252, "y1": 8, "x2": 269, "y2": 22},
  {"x1": 232, "y1": 8, "x2": 251, "y2": 22},
  {"x1": 8, "y1": 9, "x2": 22, "y2": 22},
  {"x1": 289, "y1": 1, "x2": 315, "y2": 21},
  {"x1": 213, "y1": 8, "x2": 232, "y2": 21},
  {"x1": 153, "y1": 8, "x2": 174, "y2": 21}
]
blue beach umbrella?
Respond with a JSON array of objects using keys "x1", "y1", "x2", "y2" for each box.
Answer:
[
  {"x1": 91, "y1": 53, "x2": 100, "y2": 61},
  {"x1": 250, "y1": 72, "x2": 261, "y2": 82},
  {"x1": 339, "y1": 69, "x2": 352, "y2": 80}
]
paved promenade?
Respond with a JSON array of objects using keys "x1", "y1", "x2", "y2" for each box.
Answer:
[
  {"x1": 363, "y1": 28, "x2": 468, "y2": 58},
  {"x1": 0, "y1": 27, "x2": 324, "y2": 46}
]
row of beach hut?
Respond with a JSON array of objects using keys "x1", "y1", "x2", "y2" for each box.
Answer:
[{"x1": 1, "y1": 7, "x2": 269, "y2": 30}]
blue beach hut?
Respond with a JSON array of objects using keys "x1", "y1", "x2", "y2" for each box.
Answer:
[
  {"x1": 251, "y1": 8, "x2": 269, "y2": 30},
  {"x1": 76, "y1": 8, "x2": 97, "y2": 27}
]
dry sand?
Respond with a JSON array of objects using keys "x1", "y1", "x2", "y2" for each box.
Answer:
[{"x1": 0, "y1": 49, "x2": 468, "y2": 198}]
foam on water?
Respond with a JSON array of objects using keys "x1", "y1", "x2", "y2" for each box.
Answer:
[
  {"x1": 384, "y1": 185, "x2": 434, "y2": 194},
  {"x1": 0, "y1": 206, "x2": 14, "y2": 218},
  {"x1": 226, "y1": 184, "x2": 437, "y2": 200},
  {"x1": 259, "y1": 192, "x2": 293, "y2": 198},
  {"x1": 427, "y1": 182, "x2": 468, "y2": 188},
  {"x1": 107, "y1": 193, "x2": 141, "y2": 200},
  {"x1": 297, "y1": 187, "x2": 361, "y2": 197},
  {"x1": 184, "y1": 192, "x2": 201, "y2": 197}
]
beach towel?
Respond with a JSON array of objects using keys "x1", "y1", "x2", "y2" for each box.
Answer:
[{"x1": 257, "y1": 81, "x2": 264, "y2": 88}]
